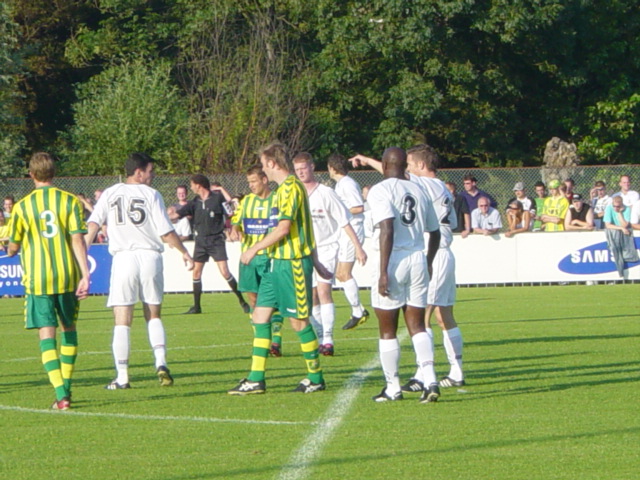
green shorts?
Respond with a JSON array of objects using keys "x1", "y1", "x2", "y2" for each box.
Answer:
[
  {"x1": 25, "y1": 292, "x2": 79, "y2": 330},
  {"x1": 238, "y1": 254, "x2": 270, "y2": 293},
  {"x1": 256, "y1": 256, "x2": 313, "y2": 319}
]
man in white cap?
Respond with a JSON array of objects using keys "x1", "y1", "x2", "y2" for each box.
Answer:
[{"x1": 506, "y1": 182, "x2": 536, "y2": 229}]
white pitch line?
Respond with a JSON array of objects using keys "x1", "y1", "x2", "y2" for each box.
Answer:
[
  {"x1": 277, "y1": 332, "x2": 408, "y2": 480},
  {"x1": 4, "y1": 336, "x2": 383, "y2": 363},
  {"x1": 0, "y1": 404, "x2": 314, "y2": 426}
]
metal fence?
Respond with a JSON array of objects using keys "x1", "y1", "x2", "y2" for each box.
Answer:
[{"x1": 2, "y1": 165, "x2": 639, "y2": 210}]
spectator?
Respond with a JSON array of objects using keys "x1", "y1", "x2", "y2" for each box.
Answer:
[
  {"x1": 446, "y1": 181, "x2": 470, "y2": 238},
  {"x1": 631, "y1": 199, "x2": 640, "y2": 231},
  {"x1": 461, "y1": 174, "x2": 497, "y2": 212},
  {"x1": 504, "y1": 200, "x2": 531, "y2": 237},
  {"x1": 564, "y1": 194, "x2": 594, "y2": 231},
  {"x1": 507, "y1": 182, "x2": 536, "y2": 229},
  {"x1": 471, "y1": 197, "x2": 502, "y2": 235},
  {"x1": 540, "y1": 179, "x2": 569, "y2": 231},
  {"x1": 532, "y1": 181, "x2": 547, "y2": 231},
  {"x1": 604, "y1": 196, "x2": 638, "y2": 277},
  {"x1": 3, "y1": 195, "x2": 15, "y2": 219},
  {"x1": 612, "y1": 175, "x2": 639, "y2": 206},
  {"x1": 563, "y1": 178, "x2": 575, "y2": 201},
  {"x1": 590, "y1": 180, "x2": 611, "y2": 229}
]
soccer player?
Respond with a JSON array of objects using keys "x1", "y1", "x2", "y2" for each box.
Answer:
[
  {"x1": 352, "y1": 147, "x2": 441, "y2": 403},
  {"x1": 228, "y1": 142, "x2": 332, "y2": 395},
  {"x1": 293, "y1": 153, "x2": 367, "y2": 355},
  {"x1": 86, "y1": 153, "x2": 194, "y2": 389},
  {"x1": 230, "y1": 165, "x2": 285, "y2": 356},
  {"x1": 7, "y1": 152, "x2": 90, "y2": 410},
  {"x1": 327, "y1": 154, "x2": 370, "y2": 330},
  {"x1": 172, "y1": 175, "x2": 250, "y2": 314}
]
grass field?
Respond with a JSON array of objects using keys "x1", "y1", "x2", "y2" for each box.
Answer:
[{"x1": 1, "y1": 285, "x2": 639, "y2": 480}]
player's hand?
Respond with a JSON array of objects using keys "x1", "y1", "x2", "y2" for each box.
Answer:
[
  {"x1": 349, "y1": 154, "x2": 368, "y2": 168},
  {"x1": 183, "y1": 253, "x2": 195, "y2": 271},
  {"x1": 355, "y1": 247, "x2": 367, "y2": 265},
  {"x1": 315, "y1": 262, "x2": 333, "y2": 280},
  {"x1": 378, "y1": 273, "x2": 389, "y2": 297},
  {"x1": 240, "y1": 249, "x2": 256, "y2": 266},
  {"x1": 76, "y1": 277, "x2": 90, "y2": 300}
]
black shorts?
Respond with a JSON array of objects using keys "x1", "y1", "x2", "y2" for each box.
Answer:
[{"x1": 193, "y1": 235, "x2": 228, "y2": 263}]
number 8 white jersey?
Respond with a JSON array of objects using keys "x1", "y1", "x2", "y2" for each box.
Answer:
[
  {"x1": 88, "y1": 183, "x2": 175, "y2": 255},
  {"x1": 368, "y1": 178, "x2": 439, "y2": 252}
]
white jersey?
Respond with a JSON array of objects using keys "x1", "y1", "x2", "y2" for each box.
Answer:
[
  {"x1": 334, "y1": 175, "x2": 365, "y2": 231},
  {"x1": 88, "y1": 183, "x2": 175, "y2": 255},
  {"x1": 368, "y1": 178, "x2": 439, "y2": 252},
  {"x1": 613, "y1": 190, "x2": 640, "y2": 207},
  {"x1": 408, "y1": 173, "x2": 456, "y2": 248},
  {"x1": 308, "y1": 183, "x2": 350, "y2": 247}
]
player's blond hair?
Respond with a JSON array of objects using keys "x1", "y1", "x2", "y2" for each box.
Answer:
[
  {"x1": 29, "y1": 152, "x2": 56, "y2": 182},
  {"x1": 260, "y1": 142, "x2": 289, "y2": 170}
]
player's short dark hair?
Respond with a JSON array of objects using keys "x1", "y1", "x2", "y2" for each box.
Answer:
[
  {"x1": 327, "y1": 154, "x2": 348, "y2": 175},
  {"x1": 125, "y1": 152, "x2": 155, "y2": 177},
  {"x1": 246, "y1": 164, "x2": 267, "y2": 178},
  {"x1": 534, "y1": 181, "x2": 546, "y2": 188},
  {"x1": 190, "y1": 174, "x2": 210, "y2": 190},
  {"x1": 462, "y1": 174, "x2": 477, "y2": 183},
  {"x1": 407, "y1": 144, "x2": 440, "y2": 172}
]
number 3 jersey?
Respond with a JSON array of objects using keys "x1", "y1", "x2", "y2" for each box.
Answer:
[
  {"x1": 368, "y1": 178, "x2": 439, "y2": 252},
  {"x1": 10, "y1": 186, "x2": 87, "y2": 295},
  {"x1": 88, "y1": 183, "x2": 174, "y2": 255}
]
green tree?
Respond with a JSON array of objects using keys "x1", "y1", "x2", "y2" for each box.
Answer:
[
  {"x1": 62, "y1": 60, "x2": 189, "y2": 175},
  {"x1": 0, "y1": 2, "x2": 26, "y2": 177}
]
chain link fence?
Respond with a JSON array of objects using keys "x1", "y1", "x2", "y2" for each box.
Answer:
[{"x1": 2, "y1": 165, "x2": 639, "y2": 211}]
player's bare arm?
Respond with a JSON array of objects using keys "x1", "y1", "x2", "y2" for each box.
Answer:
[
  {"x1": 71, "y1": 232, "x2": 91, "y2": 300},
  {"x1": 84, "y1": 221, "x2": 101, "y2": 247},
  {"x1": 425, "y1": 228, "x2": 441, "y2": 277},
  {"x1": 378, "y1": 218, "x2": 393, "y2": 297},
  {"x1": 240, "y1": 219, "x2": 291, "y2": 265},
  {"x1": 349, "y1": 154, "x2": 383, "y2": 173},
  {"x1": 161, "y1": 230, "x2": 195, "y2": 270},
  {"x1": 6, "y1": 241, "x2": 19, "y2": 257},
  {"x1": 343, "y1": 223, "x2": 367, "y2": 265}
]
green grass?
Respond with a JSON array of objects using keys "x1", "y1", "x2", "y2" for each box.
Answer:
[{"x1": 1, "y1": 285, "x2": 639, "y2": 480}]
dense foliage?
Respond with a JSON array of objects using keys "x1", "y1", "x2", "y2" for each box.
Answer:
[{"x1": 4, "y1": 0, "x2": 640, "y2": 174}]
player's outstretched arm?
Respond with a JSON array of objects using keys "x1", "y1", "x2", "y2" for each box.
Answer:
[
  {"x1": 161, "y1": 230, "x2": 195, "y2": 270},
  {"x1": 349, "y1": 154, "x2": 383, "y2": 173}
]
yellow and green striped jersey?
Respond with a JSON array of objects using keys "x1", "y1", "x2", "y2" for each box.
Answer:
[
  {"x1": 232, "y1": 192, "x2": 276, "y2": 254},
  {"x1": 10, "y1": 186, "x2": 87, "y2": 295},
  {"x1": 270, "y1": 175, "x2": 315, "y2": 259}
]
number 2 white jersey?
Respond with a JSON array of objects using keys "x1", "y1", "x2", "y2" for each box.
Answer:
[
  {"x1": 88, "y1": 183, "x2": 175, "y2": 255},
  {"x1": 368, "y1": 178, "x2": 439, "y2": 252},
  {"x1": 408, "y1": 173, "x2": 456, "y2": 248}
]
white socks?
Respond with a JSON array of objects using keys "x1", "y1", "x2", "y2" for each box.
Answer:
[
  {"x1": 342, "y1": 278, "x2": 364, "y2": 317},
  {"x1": 379, "y1": 338, "x2": 401, "y2": 395},
  {"x1": 310, "y1": 304, "x2": 323, "y2": 340},
  {"x1": 112, "y1": 325, "x2": 130, "y2": 384},
  {"x1": 320, "y1": 303, "x2": 335, "y2": 345},
  {"x1": 147, "y1": 318, "x2": 167, "y2": 369},
  {"x1": 412, "y1": 331, "x2": 436, "y2": 386},
  {"x1": 443, "y1": 327, "x2": 464, "y2": 381}
]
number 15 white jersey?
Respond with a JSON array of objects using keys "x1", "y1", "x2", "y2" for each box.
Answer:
[
  {"x1": 88, "y1": 183, "x2": 175, "y2": 255},
  {"x1": 368, "y1": 178, "x2": 439, "y2": 252}
]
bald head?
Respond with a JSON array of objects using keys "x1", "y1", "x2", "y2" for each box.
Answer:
[{"x1": 382, "y1": 147, "x2": 407, "y2": 179}]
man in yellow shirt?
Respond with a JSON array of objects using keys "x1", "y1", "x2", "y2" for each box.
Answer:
[{"x1": 540, "y1": 179, "x2": 569, "y2": 232}]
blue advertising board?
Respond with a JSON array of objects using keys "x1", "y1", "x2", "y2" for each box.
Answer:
[{"x1": 0, "y1": 244, "x2": 113, "y2": 296}]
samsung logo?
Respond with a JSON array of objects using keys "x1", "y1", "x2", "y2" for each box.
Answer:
[{"x1": 558, "y1": 239, "x2": 640, "y2": 274}]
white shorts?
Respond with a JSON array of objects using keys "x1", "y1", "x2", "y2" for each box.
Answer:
[
  {"x1": 337, "y1": 223, "x2": 365, "y2": 263},
  {"x1": 427, "y1": 248, "x2": 456, "y2": 306},
  {"x1": 371, "y1": 250, "x2": 428, "y2": 310},
  {"x1": 313, "y1": 243, "x2": 338, "y2": 286},
  {"x1": 107, "y1": 250, "x2": 164, "y2": 307}
]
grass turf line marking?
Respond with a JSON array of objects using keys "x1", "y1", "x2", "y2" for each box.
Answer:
[
  {"x1": 277, "y1": 331, "x2": 409, "y2": 480},
  {"x1": 4, "y1": 337, "x2": 383, "y2": 363},
  {"x1": 0, "y1": 404, "x2": 313, "y2": 426}
]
